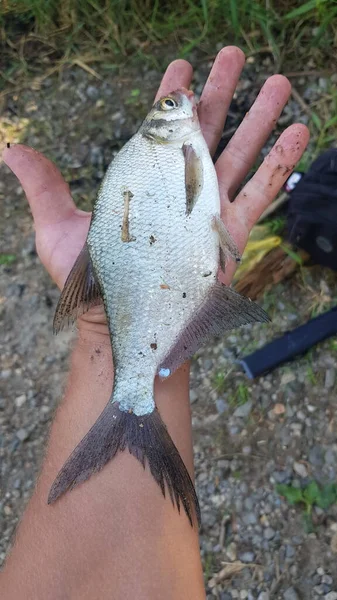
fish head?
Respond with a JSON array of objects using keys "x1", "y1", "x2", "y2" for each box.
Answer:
[{"x1": 140, "y1": 88, "x2": 200, "y2": 143}]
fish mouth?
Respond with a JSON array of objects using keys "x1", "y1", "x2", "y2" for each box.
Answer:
[{"x1": 173, "y1": 87, "x2": 196, "y2": 106}]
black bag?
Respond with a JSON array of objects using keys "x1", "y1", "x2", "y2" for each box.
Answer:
[{"x1": 287, "y1": 149, "x2": 337, "y2": 271}]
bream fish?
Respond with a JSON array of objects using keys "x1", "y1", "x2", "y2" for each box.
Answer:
[{"x1": 48, "y1": 89, "x2": 269, "y2": 525}]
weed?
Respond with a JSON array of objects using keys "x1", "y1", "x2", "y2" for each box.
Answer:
[
  {"x1": 277, "y1": 480, "x2": 337, "y2": 532},
  {"x1": 266, "y1": 215, "x2": 286, "y2": 237},
  {"x1": 211, "y1": 371, "x2": 227, "y2": 394},
  {"x1": 203, "y1": 552, "x2": 215, "y2": 580},
  {"x1": 229, "y1": 382, "x2": 249, "y2": 408},
  {"x1": 1, "y1": 0, "x2": 337, "y2": 87},
  {"x1": 0, "y1": 253, "x2": 16, "y2": 265},
  {"x1": 306, "y1": 365, "x2": 317, "y2": 386},
  {"x1": 329, "y1": 339, "x2": 337, "y2": 353}
]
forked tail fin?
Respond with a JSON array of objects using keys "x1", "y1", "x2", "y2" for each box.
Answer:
[{"x1": 48, "y1": 402, "x2": 200, "y2": 526}]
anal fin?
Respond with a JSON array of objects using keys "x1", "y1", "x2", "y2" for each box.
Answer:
[
  {"x1": 53, "y1": 243, "x2": 102, "y2": 333},
  {"x1": 158, "y1": 282, "x2": 269, "y2": 376}
]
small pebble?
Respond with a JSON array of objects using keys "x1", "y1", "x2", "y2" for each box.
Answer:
[
  {"x1": 293, "y1": 461, "x2": 308, "y2": 478},
  {"x1": 189, "y1": 389, "x2": 198, "y2": 404},
  {"x1": 15, "y1": 394, "x2": 26, "y2": 408},
  {"x1": 283, "y1": 587, "x2": 300, "y2": 600},
  {"x1": 216, "y1": 398, "x2": 227, "y2": 414},
  {"x1": 325, "y1": 368, "x2": 336, "y2": 389},
  {"x1": 263, "y1": 527, "x2": 276, "y2": 541},
  {"x1": 325, "y1": 593, "x2": 337, "y2": 600},
  {"x1": 258, "y1": 593, "x2": 270, "y2": 600},
  {"x1": 16, "y1": 428, "x2": 29, "y2": 442},
  {"x1": 239, "y1": 551, "x2": 255, "y2": 563}
]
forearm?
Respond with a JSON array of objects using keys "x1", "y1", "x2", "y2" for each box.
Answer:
[{"x1": 1, "y1": 328, "x2": 205, "y2": 600}]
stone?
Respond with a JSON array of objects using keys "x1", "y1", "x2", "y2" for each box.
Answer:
[
  {"x1": 273, "y1": 469, "x2": 292, "y2": 484},
  {"x1": 325, "y1": 449, "x2": 335, "y2": 465},
  {"x1": 331, "y1": 532, "x2": 337, "y2": 554},
  {"x1": 233, "y1": 400, "x2": 252, "y2": 418},
  {"x1": 243, "y1": 512, "x2": 257, "y2": 525},
  {"x1": 281, "y1": 372, "x2": 296, "y2": 385},
  {"x1": 273, "y1": 403, "x2": 286, "y2": 415},
  {"x1": 325, "y1": 593, "x2": 337, "y2": 600},
  {"x1": 322, "y1": 575, "x2": 333, "y2": 586},
  {"x1": 285, "y1": 544, "x2": 296, "y2": 559},
  {"x1": 15, "y1": 394, "x2": 26, "y2": 408},
  {"x1": 314, "y1": 584, "x2": 326, "y2": 595},
  {"x1": 189, "y1": 389, "x2": 198, "y2": 404},
  {"x1": 16, "y1": 428, "x2": 29, "y2": 442},
  {"x1": 325, "y1": 368, "x2": 336, "y2": 389},
  {"x1": 239, "y1": 551, "x2": 255, "y2": 563},
  {"x1": 216, "y1": 398, "x2": 227, "y2": 414},
  {"x1": 283, "y1": 587, "x2": 300, "y2": 600},
  {"x1": 263, "y1": 527, "x2": 276, "y2": 541},
  {"x1": 309, "y1": 446, "x2": 324, "y2": 466},
  {"x1": 226, "y1": 542, "x2": 237, "y2": 562},
  {"x1": 258, "y1": 593, "x2": 270, "y2": 600},
  {"x1": 293, "y1": 462, "x2": 308, "y2": 478}
]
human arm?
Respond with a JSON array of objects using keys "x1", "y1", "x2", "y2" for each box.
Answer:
[{"x1": 0, "y1": 47, "x2": 309, "y2": 600}]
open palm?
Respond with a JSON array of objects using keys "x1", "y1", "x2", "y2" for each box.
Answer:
[{"x1": 3, "y1": 46, "x2": 309, "y2": 330}]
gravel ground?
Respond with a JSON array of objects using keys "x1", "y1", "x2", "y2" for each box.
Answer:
[{"x1": 1, "y1": 54, "x2": 337, "y2": 598}]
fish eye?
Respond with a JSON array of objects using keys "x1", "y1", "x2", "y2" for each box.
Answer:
[{"x1": 160, "y1": 97, "x2": 178, "y2": 110}]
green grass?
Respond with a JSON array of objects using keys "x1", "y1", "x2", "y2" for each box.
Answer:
[
  {"x1": 1, "y1": 0, "x2": 337, "y2": 88},
  {"x1": 229, "y1": 382, "x2": 249, "y2": 408}
]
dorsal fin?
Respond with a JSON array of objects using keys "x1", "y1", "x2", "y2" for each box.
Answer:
[{"x1": 53, "y1": 243, "x2": 102, "y2": 333}]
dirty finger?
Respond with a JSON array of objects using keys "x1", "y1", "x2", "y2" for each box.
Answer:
[
  {"x1": 234, "y1": 124, "x2": 310, "y2": 236},
  {"x1": 198, "y1": 46, "x2": 245, "y2": 156},
  {"x1": 155, "y1": 59, "x2": 193, "y2": 102}
]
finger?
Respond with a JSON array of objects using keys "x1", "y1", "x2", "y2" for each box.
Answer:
[
  {"x1": 198, "y1": 46, "x2": 245, "y2": 156},
  {"x1": 216, "y1": 75, "x2": 292, "y2": 201},
  {"x1": 234, "y1": 124, "x2": 310, "y2": 235},
  {"x1": 2, "y1": 144, "x2": 77, "y2": 228},
  {"x1": 155, "y1": 59, "x2": 193, "y2": 101}
]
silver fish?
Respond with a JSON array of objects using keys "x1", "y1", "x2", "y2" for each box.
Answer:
[{"x1": 48, "y1": 89, "x2": 269, "y2": 525}]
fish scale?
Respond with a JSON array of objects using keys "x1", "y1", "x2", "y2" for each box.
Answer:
[
  {"x1": 48, "y1": 89, "x2": 269, "y2": 526},
  {"x1": 88, "y1": 131, "x2": 219, "y2": 401}
]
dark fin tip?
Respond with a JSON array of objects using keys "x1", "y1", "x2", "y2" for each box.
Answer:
[
  {"x1": 6, "y1": 142, "x2": 10, "y2": 149},
  {"x1": 48, "y1": 403, "x2": 200, "y2": 527}
]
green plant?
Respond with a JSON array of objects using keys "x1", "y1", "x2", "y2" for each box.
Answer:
[
  {"x1": 1, "y1": 0, "x2": 337, "y2": 87},
  {"x1": 306, "y1": 365, "x2": 317, "y2": 386},
  {"x1": 203, "y1": 552, "x2": 215, "y2": 580},
  {"x1": 211, "y1": 371, "x2": 227, "y2": 393},
  {"x1": 266, "y1": 215, "x2": 286, "y2": 236},
  {"x1": 277, "y1": 481, "x2": 337, "y2": 531},
  {"x1": 229, "y1": 382, "x2": 249, "y2": 407},
  {"x1": 0, "y1": 253, "x2": 16, "y2": 265}
]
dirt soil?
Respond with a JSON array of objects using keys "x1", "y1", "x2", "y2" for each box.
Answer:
[{"x1": 1, "y1": 54, "x2": 337, "y2": 599}]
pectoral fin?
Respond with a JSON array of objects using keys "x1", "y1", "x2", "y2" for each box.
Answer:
[
  {"x1": 183, "y1": 143, "x2": 203, "y2": 215},
  {"x1": 53, "y1": 243, "x2": 102, "y2": 333},
  {"x1": 212, "y1": 214, "x2": 241, "y2": 268},
  {"x1": 158, "y1": 283, "x2": 269, "y2": 376}
]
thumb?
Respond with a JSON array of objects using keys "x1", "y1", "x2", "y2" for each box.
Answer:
[{"x1": 2, "y1": 144, "x2": 77, "y2": 228}]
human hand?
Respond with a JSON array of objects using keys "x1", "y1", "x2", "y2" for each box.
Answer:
[{"x1": 3, "y1": 46, "x2": 309, "y2": 337}]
